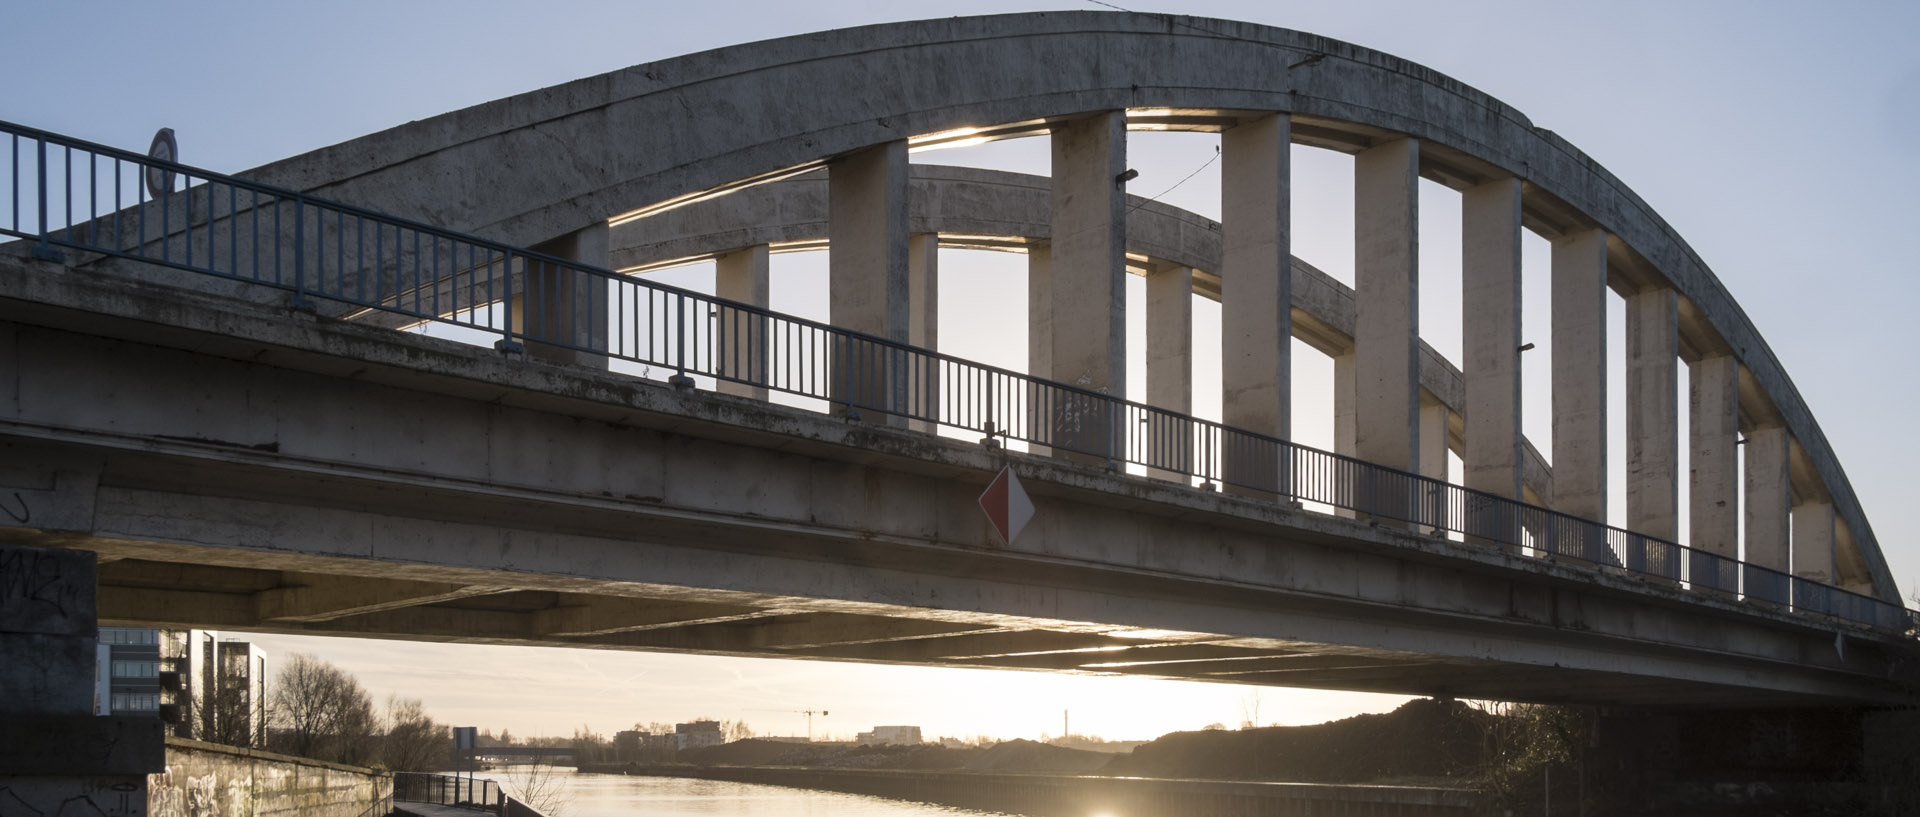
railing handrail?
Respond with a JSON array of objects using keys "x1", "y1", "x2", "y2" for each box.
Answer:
[{"x1": 2, "y1": 119, "x2": 1910, "y2": 637}]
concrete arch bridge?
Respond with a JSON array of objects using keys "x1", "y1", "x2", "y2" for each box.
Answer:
[{"x1": 2, "y1": 13, "x2": 1915, "y2": 723}]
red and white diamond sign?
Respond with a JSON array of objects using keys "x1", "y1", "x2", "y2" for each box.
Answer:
[{"x1": 978, "y1": 465, "x2": 1034, "y2": 545}]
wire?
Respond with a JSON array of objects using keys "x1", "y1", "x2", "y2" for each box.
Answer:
[{"x1": 1129, "y1": 145, "x2": 1220, "y2": 215}]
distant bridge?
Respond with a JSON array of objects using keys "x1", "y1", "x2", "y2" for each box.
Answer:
[{"x1": 1, "y1": 13, "x2": 1915, "y2": 714}]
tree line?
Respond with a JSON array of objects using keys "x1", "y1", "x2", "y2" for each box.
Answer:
[{"x1": 225, "y1": 652, "x2": 449, "y2": 772}]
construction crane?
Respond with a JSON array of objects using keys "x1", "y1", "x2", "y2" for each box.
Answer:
[{"x1": 745, "y1": 708, "x2": 830, "y2": 742}]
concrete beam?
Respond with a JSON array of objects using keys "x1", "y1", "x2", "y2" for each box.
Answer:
[
  {"x1": 256, "y1": 576, "x2": 513, "y2": 623},
  {"x1": 1047, "y1": 112, "x2": 1127, "y2": 462},
  {"x1": 828, "y1": 140, "x2": 910, "y2": 421},
  {"x1": 1353, "y1": 138, "x2": 1421, "y2": 481},
  {"x1": 1551, "y1": 228, "x2": 1609, "y2": 524},
  {"x1": 532, "y1": 597, "x2": 780, "y2": 637},
  {"x1": 1220, "y1": 114, "x2": 1290, "y2": 496},
  {"x1": 715, "y1": 244, "x2": 771, "y2": 400},
  {"x1": 1461, "y1": 177, "x2": 1524, "y2": 503}
]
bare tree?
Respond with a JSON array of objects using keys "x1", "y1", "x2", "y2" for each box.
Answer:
[
  {"x1": 503, "y1": 761, "x2": 570, "y2": 817},
  {"x1": 721, "y1": 719, "x2": 754, "y2": 743},
  {"x1": 1238, "y1": 690, "x2": 1265, "y2": 729},
  {"x1": 382, "y1": 696, "x2": 448, "y2": 772},
  {"x1": 269, "y1": 653, "x2": 379, "y2": 765},
  {"x1": 203, "y1": 681, "x2": 262, "y2": 748}
]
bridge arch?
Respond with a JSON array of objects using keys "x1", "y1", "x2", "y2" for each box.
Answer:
[{"x1": 229, "y1": 12, "x2": 1891, "y2": 598}]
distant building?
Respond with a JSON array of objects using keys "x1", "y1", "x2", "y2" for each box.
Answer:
[
  {"x1": 94, "y1": 628, "x2": 266, "y2": 746},
  {"x1": 855, "y1": 725, "x2": 922, "y2": 746},
  {"x1": 675, "y1": 720, "x2": 724, "y2": 750}
]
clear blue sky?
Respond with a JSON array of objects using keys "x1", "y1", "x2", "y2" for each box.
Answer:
[{"x1": 8, "y1": 1, "x2": 1918, "y2": 741}]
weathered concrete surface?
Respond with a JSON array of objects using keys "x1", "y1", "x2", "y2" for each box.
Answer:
[
  {"x1": 0, "y1": 544, "x2": 164, "y2": 816},
  {"x1": 1, "y1": 253, "x2": 1912, "y2": 709},
  {"x1": 148, "y1": 738, "x2": 391, "y2": 817},
  {"x1": 1219, "y1": 114, "x2": 1290, "y2": 495},
  {"x1": 608, "y1": 165, "x2": 1522, "y2": 499},
  {"x1": 183, "y1": 11, "x2": 1888, "y2": 601}
]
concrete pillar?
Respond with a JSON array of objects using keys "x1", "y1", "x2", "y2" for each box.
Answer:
[
  {"x1": 515, "y1": 222, "x2": 611, "y2": 368},
  {"x1": 1793, "y1": 501, "x2": 1837, "y2": 612},
  {"x1": 907, "y1": 233, "x2": 939, "y2": 433},
  {"x1": 1220, "y1": 114, "x2": 1290, "y2": 496},
  {"x1": 1626, "y1": 287, "x2": 1679, "y2": 579},
  {"x1": 715, "y1": 244, "x2": 770, "y2": 401},
  {"x1": 1047, "y1": 113, "x2": 1128, "y2": 463},
  {"x1": 1333, "y1": 352, "x2": 1357, "y2": 518},
  {"x1": 1354, "y1": 138, "x2": 1420, "y2": 524},
  {"x1": 1461, "y1": 178, "x2": 1523, "y2": 499},
  {"x1": 1026, "y1": 244, "x2": 1052, "y2": 456},
  {"x1": 1745, "y1": 426, "x2": 1792, "y2": 604},
  {"x1": 1460, "y1": 177, "x2": 1523, "y2": 548},
  {"x1": 1551, "y1": 227, "x2": 1609, "y2": 563},
  {"x1": 1145, "y1": 263, "x2": 1193, "y2": 482},
  {"x1": 1688, "y1": 355, "x2": 1739, "y2": 593},
  {"x1": 1420, "y1": 400, "x2": 1451, "y2": 534},
  {"x1": 829, "y1": 140, "x2": 910, "y2": 423}
]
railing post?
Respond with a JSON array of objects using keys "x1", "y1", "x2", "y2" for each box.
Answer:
[
  {"x1": 669, "y1": 290, "x2": 694, "y2": 387},
  {"x1": 31, "y1": 137, "x2": 60, "y2": 261},
  {"x1": 290, "y1": 196, "x2": 313, "y2": 311}
]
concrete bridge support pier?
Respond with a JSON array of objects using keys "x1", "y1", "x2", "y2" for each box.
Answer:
[
  {"x1": 0, "y1": 543, "x2": 163, "y2": 814},
  {"x1": 1046, "y1": 113, "x2": 1127, "y2": 465},
  {"x1": 1145, "y1": 262, "x2": 1193, "y2": 482},
  {"x1": 1690, "y1": 355, "x2": 1741, "y2": 593},
  {"x1": 829, "y1": 140, "x2": 910, "y2": 425},
  {"x1": 1551, "y1": 227, "x2": 1610, "y2": 562},
  {"x1": 716, "y1": 244, "x2": 771, "y2": 400},
  {"x1": 1745, "y1": 426, "x2": 1793, "y2": 604},
  {"x1": 514, "y1": 223, "x2": 611, "y2": 368},
  {"x1": 907, "y1": 233, "x2": 939, "y2": 433},
  {"x1": 1461, "y1": 177, "x2": 1524, "y2": 547},
  {"x1": 1354, "y1": 138, "x2": 1420, "y2": 522},
  {"x1": 1627, "y1": 287, "x2": 1680, "y2": 579},
  {"x1": 1219, "y1": 113, "x2": 1290, "y2": 498}
]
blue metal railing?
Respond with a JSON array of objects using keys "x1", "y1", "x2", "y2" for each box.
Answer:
[{"x1": 1, "y1": 119, "x2": 1910, "y2": 635}]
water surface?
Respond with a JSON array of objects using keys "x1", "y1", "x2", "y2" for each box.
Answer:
[{"x1": 477, "y1": 770, "x2": 1013, "y2": 817}]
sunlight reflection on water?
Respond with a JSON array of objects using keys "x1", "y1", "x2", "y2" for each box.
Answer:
[{"x1": 477, "y1": 771, "x2": 1015, "y2": 817}]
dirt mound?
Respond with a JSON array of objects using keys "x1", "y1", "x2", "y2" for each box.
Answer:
[
  {"x1": 1098, "y1": 698, "x2": 1490, "y2": 784},
  {"x1": 679, "y1": 739, "x2": 836, "y2": 767},
  {"x1": 963, "y1": 739, "x2": 1112, "y2": 774}
]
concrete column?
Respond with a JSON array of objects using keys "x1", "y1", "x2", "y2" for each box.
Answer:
[
  {"x1": 1354, "y1": 138, "x2": 1420, "y2": 525},
  {"x1": 1220, "y1": 114, "x2": 1290, "y2": 496},
  {"x1": 1626, "y1": 287, "x2": 1679, "y2": 579},
  {"x1": 1026, "y1": 244, "x2": 1052, "y2": 456},
  {"x1": 515, "y1": 222, "x2": 611, "y2": 368},
  {"x1": 1793, "y1": 501, "x2": 1837, "y2": 602},
  {"x1": 1461, "y1": 178, "x2": 1523, "y2": 500},
  {"x1": 715, "y1": 244, "x2": 771, "y2": 401},
  {"x1": 1745, "y1": 426, "x2": 1792, "y2": 604},
  {"x1": 1047, "y1": 113, "x2": 1128, "y2": 463},
  {"x1": 1420, "y1": 400, "x2": 1450, "y2": 534},
  {"x1": 829, "y1": 140, "x2": 910, "y2": 423},
  {"x1": 1551, "y1": 228, "x2": 1609, "y2": 565},
  {"x1": 1145, "y1": 263, "x2": 1194, "y2": 482},
  {"x1": 907, "y1": 233, "x2": 939, "y2": 433},
  {"x1": 1688, "y1": 355, "x2": 1740, "y2": 593},
  {"x1": 1333, "y1": 352, "x2": 1357, "y2": 518},
  {"x1": 1460, "y1": 177, "x2": 1523, "y2": 548}
]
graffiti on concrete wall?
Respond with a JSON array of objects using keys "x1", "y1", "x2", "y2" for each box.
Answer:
[{"x1": 0, "y1": 778, "x2": 146, "y2": 817}]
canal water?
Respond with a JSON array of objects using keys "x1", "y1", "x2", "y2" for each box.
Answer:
[{"x1": 475, "y1": 771, "x2": 1014, "y2": 817}]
